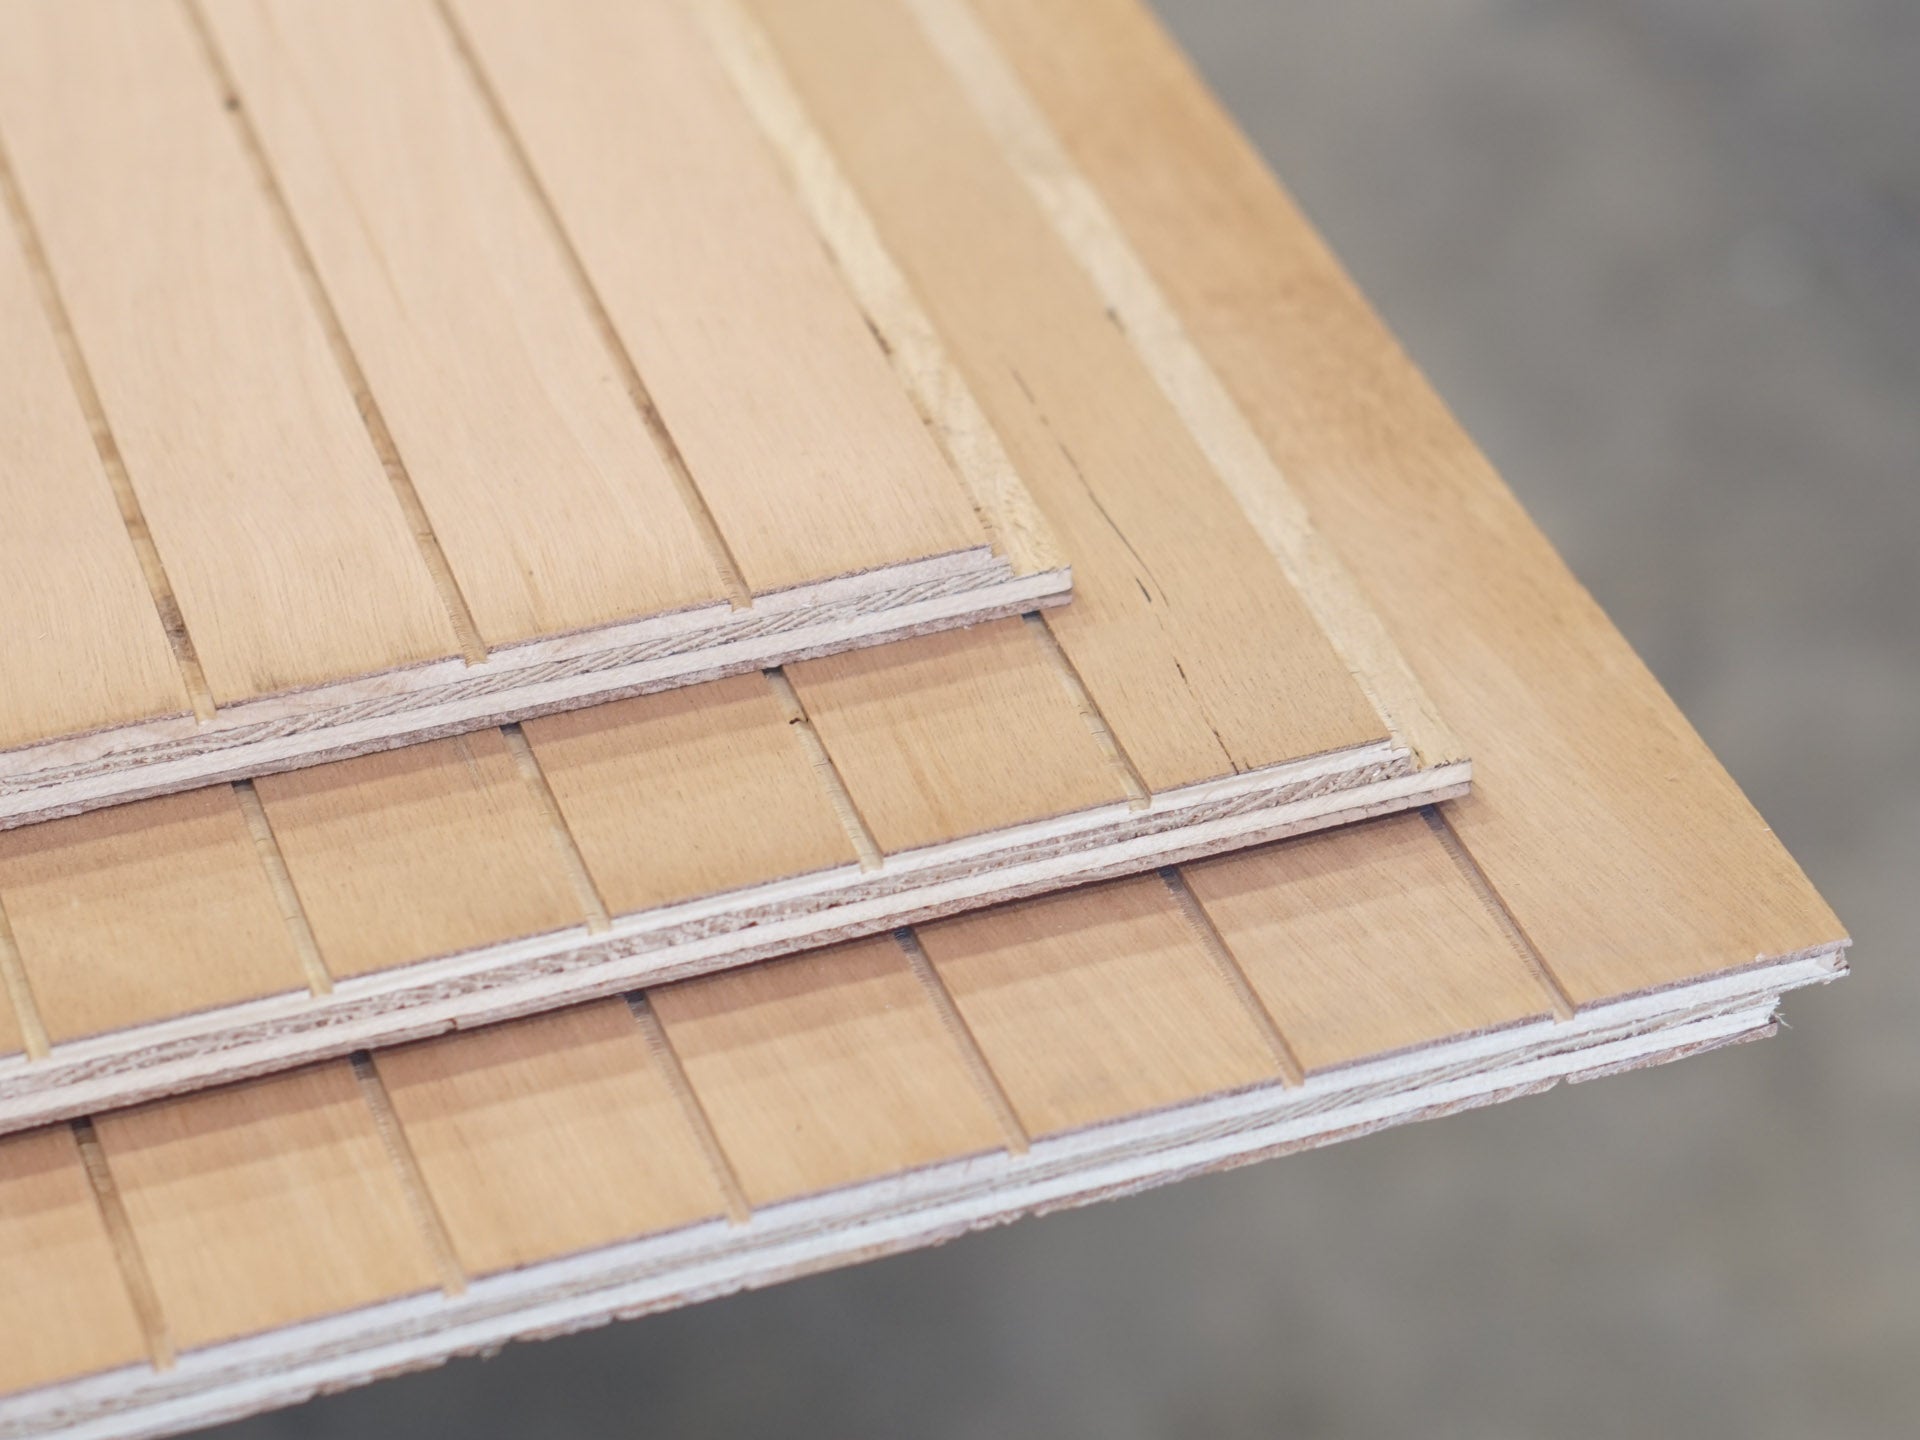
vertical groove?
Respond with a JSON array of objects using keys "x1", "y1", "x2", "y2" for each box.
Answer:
[
  {"x1": 72, "y1": 1119, "x2": 177, "y2": 1371},
  {"x1": 625, "y1": 994, "x2": 753, "y2": 1224},
  {"x1": 764, "y1": 669, "x2": 886, "y2": 871},
  {"x1": 1160, "y1": 867, "x2": 1307, "y2": 1086},
  {"x1": 432, "y1": 0, "x2": 754, "y2": 609},
  {"x1": 181, "y1": 0, "x2": 489, "y2": 665},
  {"x1": 351, "y1": 1054, "x2": 468, "y2": 1296},
  {"x1": 1024, "y1": 612, "x2": 1151, "y2": 808},
  {"x1": 0, "y1": 895, "x2": 51, "y2": 1060},
  {"x1": 895, "y1": 928, "x2": 1030, "y2": 1154},
  {"x1": 232, "y1": 781, "x2": 333, "y2": 996},
  {"x1": 500, "y1": 724, "x2": 612, "y2": 934},
  {"x1": 1423, "y1": 806, "x2": 1578, "y2": 1020},
  {"x1": 0, "y1": 131, "x2": 216, "y2": 721}
]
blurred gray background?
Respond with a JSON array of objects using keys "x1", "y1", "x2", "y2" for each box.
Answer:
[{"x1": 213, "y1": 2, "x2": 1919, "y2": 1435}]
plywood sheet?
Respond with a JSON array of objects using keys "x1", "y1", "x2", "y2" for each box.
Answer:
[
  {"x1": 91, "y1": 1064, "x2": 440, "y2": 1353},
  {"x1": 376, "y1": 1001, "x2": 726, "y2": 1276}
]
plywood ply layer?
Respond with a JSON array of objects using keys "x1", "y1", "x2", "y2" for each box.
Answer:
[
  {"x1": 0, "y1": 0, "x2": 1067, "y2": 828},
  {"x1": 0, "y1": 2, "x2": 1846, "y2": 1434}
]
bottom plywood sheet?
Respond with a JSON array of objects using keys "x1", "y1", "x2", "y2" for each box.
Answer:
[{"x1": 0, "y1": 812, "x2": 1848, "y2": 1439}]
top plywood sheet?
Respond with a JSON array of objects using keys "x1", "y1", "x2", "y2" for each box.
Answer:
[
  {"x1": 0, "y1": 2, "x2": 1846, "y2": 1433},
  {"x1": 0, "y1": 0, "x2": 1066, "y2": 831}
]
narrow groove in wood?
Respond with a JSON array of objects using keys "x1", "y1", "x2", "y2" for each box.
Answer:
[
  {"x1": 433, "y1": 0, "x2": 754, "y2": 611},
  {"x1": 625, "y1": 993, "x2": 753, "y2": 1225},
  {"x1": 0, "y1": 129, "x2": 216, "y2": 723},
  {"x1": 232, "y1": 780, "x2": 333, "y2": 997},
  {"x1": 181, "y1": 0, "x2": 488, "y2": 665},
  {"x1": 1160, "y1": 867, "x2": 1306, "y2": 1086},
  {"x1": 500, "y1": 723, "x2": 612, "y2": 934},
  {"x1": 1023, "y1": 612, "x2": 1152, "y2": 808},
  {"x1": 351, "y1": 1054, "x2": 468, "y2": 1297},
  {"x1": 1422, "y1": 806, "x2": 1578, "y2": 1020},
  {"x1": 71, "y1": 1118, "x2": 176, "y2": 1372},
  {"x1": 895, "y1": 927, "x2": 1030, "y2": 1155},
  {"x1": 0, "y1": 895, "x2": 51, "y2": 1061},
  {"x1": 764, "y1": 669, "x2": 886, "y2": 871}
]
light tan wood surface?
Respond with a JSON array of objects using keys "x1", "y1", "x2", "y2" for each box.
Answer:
[
  {"x1": 253, "y1": 732, "x2": 584, "y2": 981},
  {"x1": 198, "y1": 0, "x2": 732, "y2": 648},
  {"x1": 969, "y1": 0, "x2": 1844, "y2": 1003},
  {"x1": 0, "y1": 212, "x2": 190, "y2": 754},
  {"x1": 524, "y1": 676, "x2": 857, "y2": 918},
  {"x1": 786, "y1": 620, "x2": 1128, "y2": 853},
  {"x1": 917, "y1": 875, "x2": 1279, "y2": 1137},
  {"x1": 376, "y1": 1002, "x2": 727, "y2": 1276},
  {"x1": 1184, "y1": 813, "x2": 1552, "y2": 1074},
  {"x1": 0, "y1": 789, "x2": 306, "y2": 1045},
  {"x1": 0, "y1": 0, "x2": 460, "y2": 705},
  {"x1": 0, "y1": 4, "x2": 1848, "y2": 1432},
  {"x1": 445, "y1": 0, "x2": 988, "y2": 594},
  {"x1": 649, "y1": 937, "x2": 1004, "y2": 1206},
  {"x1": 90, "y1": 1063, "x2": 442, "y2": 1353},
  {"x1": 0, "y1": 1127, "x2": 148, "y2": 1396}
]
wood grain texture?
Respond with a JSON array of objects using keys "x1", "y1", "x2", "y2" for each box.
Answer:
[
  {"x1": 972, "y1": 0, "x2": 1847, "y2": 1001},
  {"x1": 649, "y1": 936, "x2": 1003, "y2": 1205},
  {"x1": 917, "y1": 874, "x2": 1279, "y2": 1137},
  {"x1": 198, "y1": 0, "x2": 730, "y2": 647},
  {"x1": 254, "y1": 732, "x2": 584, "y2": 980},
  {"x1": 524, "y1": 676, "x2": 858, "y2": 918},
  {"x1": 1186, "y1": 814, "x2": 1551, "y2": 1074},
  {"x1": 0, "y1": 0, "x2": 458, "y2": 703},
  {"x1": 90, "y1": 1063, "x2": 440, "y2": 1352},
  {"x1": 0, "y1": 1126, "x2": 147, "y2": 1395},
  {"x1": 0, "y1": 789, "x2": 305, "y2": 1044},
  {"x1": 745, "y1": 0, "x2": 1387, "y2": 790},
  {"x1": 446, "y1": 0, "x2": 989, "y2": 594},
  {"x1": 376, "y1": 1001, "x2": 725, "y2": 1276},
  {"x1": 786, "y1": 619, "x2": 1127, "y2": 853},
  {"x1": 0, "y1": 213, "x2": 188, "y2": 752}
]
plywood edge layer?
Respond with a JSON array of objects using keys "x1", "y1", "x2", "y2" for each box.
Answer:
[
  {"x1": 0, "y1": 750, "x2": 1459, "y2": 1135},
  {"x1": 0, "y1": 552, "x2": 1068, "y2": 830},
  {"x1": 0, "y1": 949, "x2": 1840, "y2": 1440}
]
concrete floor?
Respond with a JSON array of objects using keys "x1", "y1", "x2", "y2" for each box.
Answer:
[{"x1": 214, "y1": 3, "x2": 1919, "y2": 1435}]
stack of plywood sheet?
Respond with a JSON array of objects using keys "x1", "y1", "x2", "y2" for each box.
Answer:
[{"x1": 0, "y1": 0, "x2": 1846, "y2": 1436}]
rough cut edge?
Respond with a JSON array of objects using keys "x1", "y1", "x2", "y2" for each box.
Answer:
[
  {"x1": 0, "y1": 945, "x2": 1845, "y2": 1440},
  {"x1": 0, "y1": 549, "x2": 1068, "y2": 829},
  {"x1": 0, "y1": 748, "x2": 1463, "y2": 1134}
]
